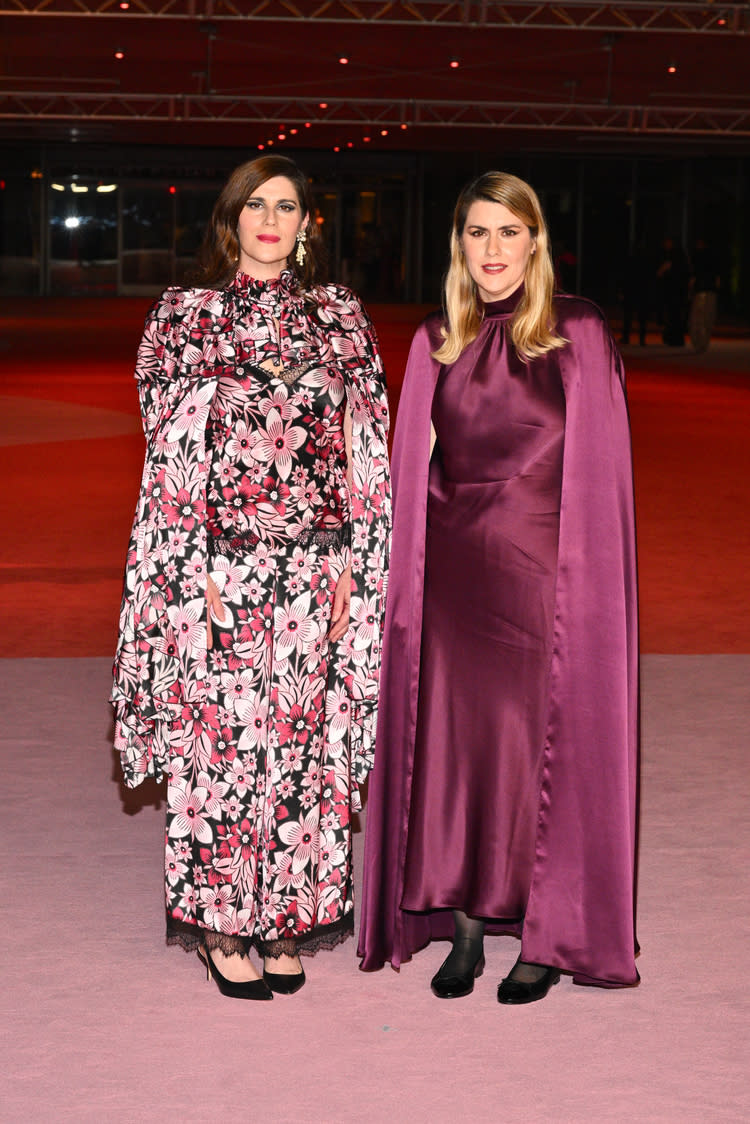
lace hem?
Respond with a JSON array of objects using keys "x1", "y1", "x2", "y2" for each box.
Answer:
[
  {"x1": 166, "y1": 912, "x2": 353, "y2": 959},
  {"x1": 208, "y1": 523, "x2": 349, "y2": 559}
]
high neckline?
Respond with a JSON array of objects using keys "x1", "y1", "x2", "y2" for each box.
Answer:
[
  {"x1": 229, "y1": 268, "x2": 299, "y2": 303},
  {"x1": 481, "y1": 282, "x2": 525, "y2": 318}
]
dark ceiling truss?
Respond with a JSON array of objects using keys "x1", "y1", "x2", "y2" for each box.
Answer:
[
  {"x1": 2, "y1": 91, "x2": 749, "y2": 134},
  {"x1": 1, "y1": 0, "x2": 748, "y2": 34}
]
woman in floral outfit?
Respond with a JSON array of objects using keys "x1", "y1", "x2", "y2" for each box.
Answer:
[{"x1": 112, "y1": 156, "x2": 390, "y2": 1000}]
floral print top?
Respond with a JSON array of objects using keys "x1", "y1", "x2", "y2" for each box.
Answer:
[
  {"x1": 111, "y1": 270, "x2": 391, "y2": 791},
  {"x1": 205, "y1": 274, "x2": 350, "y2": 550}
]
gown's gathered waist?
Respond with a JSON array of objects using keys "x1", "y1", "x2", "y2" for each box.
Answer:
[{"x1": 207, "y1": 521, "x2": 349, "y2": 558}]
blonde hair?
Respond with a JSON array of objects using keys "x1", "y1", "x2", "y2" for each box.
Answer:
[{"x1": 433, "y1": 171, "x2": 567, "y2": 364}]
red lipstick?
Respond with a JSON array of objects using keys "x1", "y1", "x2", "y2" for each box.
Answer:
[{"x1": 257, "y1": 234, "x2": 281, "y2": 243}]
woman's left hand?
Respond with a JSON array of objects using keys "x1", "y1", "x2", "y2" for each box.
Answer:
[{"x1": 328, "y1": 565, "x2": 352, "y2": 644}]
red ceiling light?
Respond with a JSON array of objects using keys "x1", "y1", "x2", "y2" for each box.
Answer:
[
  {"x1": 338, "y1": 56, "x2": 349, "y2": 65},
  {"x1": 380, "y1": 129, "x2": 388, "y2": 136},
  {"x1": 278, "y1": 133, "x2": 286, "y2": 140},
  {"x1": 290, "y1": 128, "x2": 298, "y2": 135},
  {"x1": 400, "y1": 123, "x2": 408, "y2": 130},
  {"x1": 667, "y1": 62, "x2": 677, "y2": 74},
  {"x1": 168, "y1": 185, "x2": 176, "y2": 194},
  {"x1": 717, "y1": 16, "x2": 727, "y2": 24},
  {"x1": 119, "y1": 1, "x2": 129, "y2": 7},
  {"x1": 363, "y1": 135, "x2": 371, "y2": 142},
  {"x1": 346, "y1": 141, "x2": 353, "y2": 148},
  {"x1": 257, "y1": 143, "x2": 265, "y2": 150},
  {"x1": 114, "y1": 49, "x2": 125, "y2": 60},
  {"x1": 333, "y1": 145, "x2": 340, "y2": 152},
  {"x1": 449, "y1": 58, "x2": 460, "y2": 69},
  {"x1": 304, "y1": 122, "x2": 312, "y2": 128},
  {"x1": 319, "y1": 102, "x2": 328, "y2": 109}
]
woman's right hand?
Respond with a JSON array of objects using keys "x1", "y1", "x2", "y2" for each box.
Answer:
[{"x1": 205, "y1": 575, "x2": 225, "y2": 650}]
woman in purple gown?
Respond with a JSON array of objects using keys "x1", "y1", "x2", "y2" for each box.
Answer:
[{"x1": 358, "y1": 172, "x2": 639, "y2": 1003}]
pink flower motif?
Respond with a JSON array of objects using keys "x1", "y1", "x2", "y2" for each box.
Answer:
[
  {"x1": 168, "y1": 599, "x2": 205, "y2": 651},
  {"x1": 199, "y1": 884, "x2": 234, "y2": 927},
  {"x1": 225, "y1": 419, "x2": 256, "y2": 465},
  {"x1": 350, "y1": 594, "x2": 379, "y2": 651},
  {"x1": 163, "y1": 485, "x2": 204, "y2": 532},
  {"x1": 236, "y1": 697, "x2": 269, "y2": 752},
  {"x1": 275, "y1": 593, "x2": 318, "y2": 654},
  {"x1": 248, "y1": 407, "x2": 306, "y2": 480},
  {"x1": 278, "y1": 809, "x2": 320, "y2": 874},
  {"x1": 325, "y1": 684, "x2": 351, "y2": 744},
  {"x1": 167, "y1": 785, "x2": 213, "y2": 843},
  {"x1": 258, "y1": 384, "x2": 296, "y2": 420},
  {"x1": 165, "y1": 382, "x2": 215, "y2": 442}
]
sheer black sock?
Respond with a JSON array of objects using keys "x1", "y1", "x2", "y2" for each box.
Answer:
[
  {"x1": 507, "y1": 958, "x2": 552, "y2": 984},
  {"x1": 436, "y1": 911, "x2": 485, "y2": 978}
]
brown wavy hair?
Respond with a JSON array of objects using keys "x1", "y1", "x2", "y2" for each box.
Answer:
[
  {"x1": 196, "y1": 155, "x2": 327, "y2": 291},
  {"x1": 433, "y1": 171, "x2": 567, "y2": 364}
]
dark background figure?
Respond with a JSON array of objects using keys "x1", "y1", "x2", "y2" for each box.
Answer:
[
  {"x1": 621, "y1": 240, "x2": 651, "y2": 346},
  {"x1": 689, "y1": 237, "x2": 721, "y2": 353},
  {"x1": 656, "y1": 236, "x2": 692, "y2": 346},
  {"x1": 552, "y1": 240, "x2": 578, "y2": 293}
]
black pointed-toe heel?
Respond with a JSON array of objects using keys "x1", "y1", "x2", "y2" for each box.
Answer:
[
  {"x1": 198, "y1": 946, "x2": 274, "y2": 1001},
  {"x1": 496, "y1": 962, "x2": 560, "y2": 1005},
  {"x1": 430, "y1": 949, "x2": 485, "y2": 999},
  {"x1": 263, "y1": 966, "x2": 306, "y2": 995}
]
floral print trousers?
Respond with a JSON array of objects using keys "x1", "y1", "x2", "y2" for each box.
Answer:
[{"x1": 165, "y1": 533, "x2": 355, "y2": 959}]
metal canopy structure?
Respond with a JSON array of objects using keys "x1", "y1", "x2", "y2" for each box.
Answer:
[
  {"x1": 0, "y1": 0, "x2": 748, "y2": 150},
  {"x1": 3, "y1": 92, "x2": 750, "y2": 137},
  {"x1": 1, "y1": 0, "x2": 748, "y2": 34}
]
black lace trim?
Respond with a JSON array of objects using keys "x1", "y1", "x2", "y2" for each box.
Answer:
[
  {"x1": 245, "y1": 359, "x2": 316, "y2": 387},
  {"x1": 208, "y1": 523, "x2": 349, "y2": 558},
  {"x1": 166, "y1": 912, "x2": 353, "y2": 959}
]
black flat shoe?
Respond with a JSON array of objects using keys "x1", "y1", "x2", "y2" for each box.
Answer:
[
  {"x1": 263, "y1": 967, "x2": 306, "y2": 995},
  {"x1": 497, "y1": 963, "x2": 560, "y2": 1005},
  {"x1": 430, "y1": 950, "x2": 485, "y2": 999},
  {"x1": 198, "y1": 946, "x2": 273, "y2": 1001}
]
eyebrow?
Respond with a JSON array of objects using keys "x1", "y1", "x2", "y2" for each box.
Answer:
[
  {"x1": 467, "y1": 222, "x2": 522, "y2": 230},
  {"x1": 246, "y1": 195, "x2": 299, "y2": 205}
]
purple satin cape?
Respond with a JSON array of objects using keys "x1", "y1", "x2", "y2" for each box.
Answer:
[{"x1": 358, "y1": 296, "x2": 640, "y2": 987}]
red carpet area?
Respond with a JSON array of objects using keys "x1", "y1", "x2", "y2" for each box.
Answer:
[
  {"x1": 1, "y1": 301, "x2": 749, "y2": 1122},
  {"x1": 1, "y1": 297, "x2": 749, "y2": 657}
]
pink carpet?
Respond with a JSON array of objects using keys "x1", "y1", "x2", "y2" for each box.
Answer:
[
  {"x1": 1, "y1": 302, "x2": 749, "y2": 1120},
  {"x1": 1, "y1": 656, "x2": 748, "y2": 1121}
]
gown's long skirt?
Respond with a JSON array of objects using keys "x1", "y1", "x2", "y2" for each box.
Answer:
[
  {"x1": 401, "y1": 330, "x2": 566, "y2": 922},
  {"x1": 165, "y1": 532, "x2": 354, "y2": 956}
]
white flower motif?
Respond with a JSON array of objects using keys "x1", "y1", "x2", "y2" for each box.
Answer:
[
  {"x1": 277, "y1": 808, "x2": 320, "y2": 874},
  {"x1": 248, "y1": 407, "x2": 306, "y2": 480},
  {"x1": 167, "y1": 598, "x2": 206, "y2": 651},
  {"x1": 225, "y1": 420, "x2": 256, "y2": 465},
  {"x1": 167, "y1": 785, "x2": 213, "y2": 843},
  {"x1": 275, "y1": 592, "x2": 318, "y2": 654},
  {"x1": 350, "y1": 594, "x2": 379, "y2": 651},
  {"x1": 208, "y1": 557, "x2": 249, "y2": 601},
  {"x1": 199, "y1": 884, "x2": 233, "y2": 927},
  {"x1": 164, "y1": 382, "x2": 216, "y2": 442},
  {"x1": 236, "y1": 697, "x2": 269, "y2": 751},
  {"x1": 325, "y1": 684, "x2": 351, "y2": 744}
]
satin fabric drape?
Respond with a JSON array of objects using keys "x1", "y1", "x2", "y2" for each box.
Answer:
[{"x1": 358, "y1": 295, "x2": 640, "y2": 987}]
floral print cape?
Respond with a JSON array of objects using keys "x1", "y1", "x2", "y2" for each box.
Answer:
[{"x1": 111, "y1": 275, "x2": 390, "y2": 799}]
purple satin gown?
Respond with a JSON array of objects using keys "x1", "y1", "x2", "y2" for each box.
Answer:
[{"x1": 401, "y1": 294, "x2": 565, "y2": 921}]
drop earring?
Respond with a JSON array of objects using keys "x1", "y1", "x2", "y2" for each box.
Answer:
[{"x1": 295, "y1": 228, "x2": 307, "y2": 266}]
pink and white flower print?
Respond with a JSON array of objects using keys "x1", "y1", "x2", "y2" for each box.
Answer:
[{"x1": 113, "y1": 270, "x2": 390, "y2": 953}]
